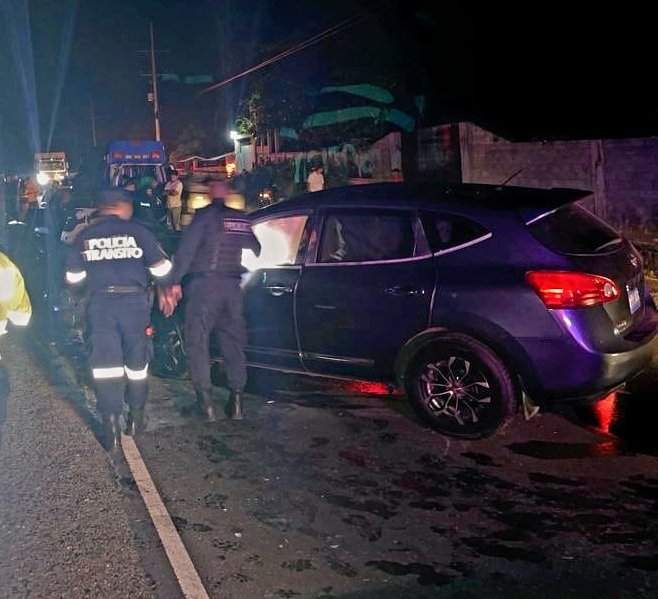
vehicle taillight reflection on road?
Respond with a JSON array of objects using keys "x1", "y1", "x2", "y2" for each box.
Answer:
[{"x1": 593, "y1": 391, "x2": 617, "y2": 433}]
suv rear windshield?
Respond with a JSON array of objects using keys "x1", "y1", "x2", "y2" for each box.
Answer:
[{"x1": 528, "y1": 203, "x2": 622, "y2": 254}]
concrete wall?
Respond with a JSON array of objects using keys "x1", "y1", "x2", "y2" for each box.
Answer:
[
  {"x1": 416, "y1": 124, "x2": 462, "y2": 182},
  {"x1": 458, "y1": 122, "x2": 658, "y2": 237},
  {"x1": 600, "y1": 138, "x2": 658, "y2": 234},
  {"x1": 459, "y1": 122, "x2": 592, "y2": 188}
]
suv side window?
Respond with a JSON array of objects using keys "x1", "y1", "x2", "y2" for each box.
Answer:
[
  {"x1": 242, "y1": 214, "x2": 309, "y2": 270},
  {"x1": 318, "y1": 210, "x2": 430, "y2": 263},
  {"x1": 424, "y1": 213, "x2": 490, "y2": 253}
]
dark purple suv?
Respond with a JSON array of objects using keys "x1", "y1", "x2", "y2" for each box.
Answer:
[{"x1": 157, "y1": 182, "x2": 658, "y2": 438}]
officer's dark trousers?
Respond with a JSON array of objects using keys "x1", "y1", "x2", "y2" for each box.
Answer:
[
  {"x1": 87, "y1": 293, "x2": 151, "y2": 415},
  {"x1": 184, "y1": 277, "x2": 247, "y2": 393}
]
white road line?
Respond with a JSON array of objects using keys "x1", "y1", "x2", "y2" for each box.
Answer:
[
  {"x1": 121, "y1": 434, "x2": 211, "y2": 599},
  {"x1": 43, "y1": 341, "x2": 209, "y2": 598}
]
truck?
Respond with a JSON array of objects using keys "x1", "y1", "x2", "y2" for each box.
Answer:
[
  {"x1": 104, "y1": 140, "x2": 169, "y2": 227},
  {"x1": 34, "y1": 152, "x2": 69, "y2": 186},
  {"x1": 104, "y1": 140, "x2": 168, "y2": 189}
]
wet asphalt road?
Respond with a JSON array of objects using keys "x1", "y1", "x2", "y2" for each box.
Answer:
[
  {"x1": 136, "y1": 360, "x2": 658, "y2": 598},
  {"x1": 0, "y1": 334, "x2": 168, "y2": 598},
  {"x1": 2, "y1": 329, "x2": 658, "y2": 598}
]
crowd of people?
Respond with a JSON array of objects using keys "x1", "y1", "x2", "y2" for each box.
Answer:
[
  {"x1": 0, "y1": 156, "x2": 340, "y2": 453},
  {"x1": 0, "y1": 171, "x2": 262, "y2": 456},
  {"x1": 1, "y1": 174, "x2": 40, "y2": 224}
]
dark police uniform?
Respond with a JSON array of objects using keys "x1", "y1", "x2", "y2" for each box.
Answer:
[
  {"x1": 172, "y1": 198, "x2": 260, "y2": 419},
  {"x1": 65, "y1": 204, "x2": 172, "y2": 446}
]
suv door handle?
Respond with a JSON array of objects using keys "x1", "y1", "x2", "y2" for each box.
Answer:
[
  {"x1": 264, "y1": 285, "x2": 294, "y2": 296},
  {"x1": 385, "y1": 285, "x2": 422, "y2": 297}
]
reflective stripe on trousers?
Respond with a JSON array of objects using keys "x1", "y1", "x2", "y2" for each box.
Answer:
[
  {"x1": 87, "y1": 294, "x2": 151, "y2": 415},
  {"x1": 92, "y1": 365, "x2": 148, "y2": 381}
]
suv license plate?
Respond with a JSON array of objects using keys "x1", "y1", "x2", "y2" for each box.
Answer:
[{"x1": 627, "y1": 284, "x2": 641, "y2": 314}]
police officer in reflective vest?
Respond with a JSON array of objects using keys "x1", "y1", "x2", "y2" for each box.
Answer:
[
  {"x1": 0, "y1": 251, "x2": 32, "y2": 448},
  {"x1": 168, "y1": 180, "x2": 260, "y2": 421},
  {"x1": 65, "y1": 189, "x2": 173, "y2": 451}
]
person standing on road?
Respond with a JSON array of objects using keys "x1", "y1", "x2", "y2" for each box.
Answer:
[
  {"x1": 19, "y1": 176, "x2": 39, "y2": 221},
  {"x1": 2, "y1": 175, "x2": 19, "y2": 223},
  {"x1": 163, "y1": 170, "x2": 183, "y2": 231},
  {"x1": 307, "y1": 164, "x2": 325, "y2": 192},
  {"x1": 65, "y1": 189, "x2": 173, "y2": 452},
  {"x1": 163, "y1": 180, "x2": 260, "y2": 421},
  {"x1": 0, "y1": 251, "x2": 32, "y2": 448}
]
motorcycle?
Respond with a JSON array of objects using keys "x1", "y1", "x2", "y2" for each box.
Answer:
[{"x1": 258, "y1": 186, "x2": 277, "y2": 208}]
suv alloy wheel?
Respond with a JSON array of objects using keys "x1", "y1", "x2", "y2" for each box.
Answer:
[{"x1": 406, "y1": 333, "x2": 518, "y2": 438}]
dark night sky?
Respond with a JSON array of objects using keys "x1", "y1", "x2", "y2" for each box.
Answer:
[{"x1": 1, "y1": 1, "x2": 657, "y2": 173}]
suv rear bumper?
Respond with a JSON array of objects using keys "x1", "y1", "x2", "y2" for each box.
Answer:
[{"x1": 521, "y1": 329, "x2": 658, "y2": 403}]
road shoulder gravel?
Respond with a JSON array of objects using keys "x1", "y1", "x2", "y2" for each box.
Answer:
[{"x1": 0, "y1": 336, "x2": 170, "y2": 598}]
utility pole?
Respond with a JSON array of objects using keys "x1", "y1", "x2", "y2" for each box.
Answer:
[
  {"x1": 149, "y1": 21, "x2": 161, "y2": 141},
  {"x1": 89, "y1": 94, "x2": 97, "y2": 147}
]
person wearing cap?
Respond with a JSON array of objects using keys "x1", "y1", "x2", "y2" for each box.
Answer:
[
  {"x1": 0, "y1": 251, "x2": 32, "y2": 448},
  {"x1": 65, "y1": 189, "x2": 173, "y2": 453},
  {"x1": 163, "y1": 179, "x2": 260, "y2": 421}
]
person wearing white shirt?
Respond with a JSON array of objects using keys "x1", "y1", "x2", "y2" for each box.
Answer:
[
  {"x1": 163, "y1": 171, "x2": 184, "y2": 231},
  {"x1": 307, "y1": 165, "x2": 324, "y2": 193}
]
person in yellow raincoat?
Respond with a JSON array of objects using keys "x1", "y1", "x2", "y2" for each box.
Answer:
[{"x1": 0, "y1": 252, "x2": 32, "y2": 446}]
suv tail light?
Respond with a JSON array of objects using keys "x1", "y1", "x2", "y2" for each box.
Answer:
[{"x1": 526, "y1": 271, "x2": 620, "y2": 308}]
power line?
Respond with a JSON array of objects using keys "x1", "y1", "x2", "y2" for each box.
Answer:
[{"x1": 200, "y1": 1, "x2": 390, "y2": 95}]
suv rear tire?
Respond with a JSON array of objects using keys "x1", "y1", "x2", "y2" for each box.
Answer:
[{"x1": 406, "y1": 334, "x2": 517, "y2": 439}]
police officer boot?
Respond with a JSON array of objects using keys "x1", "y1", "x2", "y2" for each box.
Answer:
[
  {"x1": 225, "y1": 390, "x2": 243, "y2": 420},
  {"x1": 102, "y1": 413, "x2": 122, "y2": 453},
  {"x1": 125, "y1": 406, "x2": 145, "y2": 436},
  {"x1": 196, "y1": 389, "x2": 216, "y2": 422}
]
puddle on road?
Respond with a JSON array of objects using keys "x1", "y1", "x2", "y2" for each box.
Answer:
[
  {"x1": 526, "y1": 472, "x2": 586, "y2": 486},
  {"x1": 197, "y1": 434, "x2": 238, "y2": 462},
  {"x1": 324, "y1": 493, "x2": 398, "y2": 519},
  {"x1": 461, "y1": 452, "x2": 500, "y2": 467},
  {"x1": 365, "y1": 560, "x2": 454, "y2": 587},
  {"x1": 281, "y1": 559, "x2": 315, "y2": 572},
  {"x1": 171, "y1": 515, "x2": 213, "y2": 533},
  {"x1": 460, "y1": 537, "x2": 545, "y2": 564},
  {"x1": 624, "y1": 555, "x2": 658, "y2": 571},
  {"x1": 267, "y1": 392, "x2": 372, "y2": 410},
  {"x1": 619, "y1": 476, "x2": 658, "y2": 501},
  {"x1": 506, "y1": 439, "x2": 639, "y2": 460}
]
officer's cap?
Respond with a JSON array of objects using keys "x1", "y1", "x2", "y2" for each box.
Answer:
[{"x1": 97, "y1": 189, "x2": 132, "y2": 207}]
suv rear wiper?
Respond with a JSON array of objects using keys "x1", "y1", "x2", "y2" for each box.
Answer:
[
  {"x1": 594, "y1": 238, "x2": 623, "y2": 252},
  {"x1": 500, "y1": 168, "x2": 524, "y2": 186}
]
